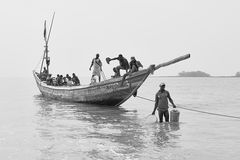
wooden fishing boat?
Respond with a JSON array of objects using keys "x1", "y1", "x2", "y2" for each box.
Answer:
[
  {"x1": 33, "y1": 54, "x2": 190, "y2": 106},
  {"x1": 33, "y1": 14, "x2": 190, "y2": 106}
]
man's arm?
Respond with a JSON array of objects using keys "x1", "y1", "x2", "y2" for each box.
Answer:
[
  {"x1": 89, "y1": 59, "x2": 94, "y2": 70},
  {"x1": 152, "y1": 93, "x2": 158, "y2": 115},
  {"x1": 109, "y1": 57, "x2": 118, "y2": 61},
  {"x1": 167, "y1": 92, "x2": 176, "y2": 108}
]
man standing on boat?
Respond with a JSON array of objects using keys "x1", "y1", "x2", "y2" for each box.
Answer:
[
  {"x1": 89, "y1": 54, "x2": 102, "y2": 82},
  {"x1": 152, "y1": 83, "x2": 176, "y2": 123},
  {"x1": 106, "y1": 54, "x2": 129, "y2": 77}
]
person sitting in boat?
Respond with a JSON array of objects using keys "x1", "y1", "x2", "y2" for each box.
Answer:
[
  {"x1": 46, "y1": 74, "x2": 53, "y2": 85},
  {"x1": 52, "y1": 77, "x2": 57, "y2": 86},
  {"x1": 60, "y1": 75, "x2": 64, "y2": 86},
  {"x1": 106, "y1": 54, "x2": 129, "y2": 77},
  {"x1": 43, "y1": 67, "x2": 48, "y2": 75},
  {"x1": 56, "y1": 74, "x2": 63, "y2": 86},
  {"x1": 39, "y1": 67, "x2": 48, "y2": 81},
  {"x1": 63, "y1": 76, "x2": 67, "y2": 85},
  {"x1": 66, "y1": 74, "x2": 71, "y2": 81},
  {"x1": 65, "y1": 74, "x2": 73, "y2": 86},
  {"x1": 56, "y1": 74, "x2": 59, "y2": 85},
  {"x1": 72, "y1": 73, "x2": 80, "y2": 85},
  {"x1": 129, "y1": 57, "x2": 143, "y2": 73},
  {"x1": 89, "y1": 54, "x2": 102, "y2": 82}
]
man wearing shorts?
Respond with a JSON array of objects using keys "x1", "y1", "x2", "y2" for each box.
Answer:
[
  {"x1": 107, "y1": 54, "x2": 129, "y2": 77},
  {"x1": 152, "y1": 83, "x2": 176, "y2": 123}
]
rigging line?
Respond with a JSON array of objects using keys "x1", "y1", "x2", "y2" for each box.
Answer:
[
  {"x1": 136, "y1": 95, "x2": 240, "y2": 120},
  {"x1": 46, "y1": 12, "x2": 55, "y2": 44},
  {"x1": 34, "y1": 55, "x2": 43, "y2": 70}
]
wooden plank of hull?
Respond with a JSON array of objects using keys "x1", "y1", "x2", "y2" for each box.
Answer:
[{"x1": 33, "y1": 69, "x2": 150, "y2": 106}]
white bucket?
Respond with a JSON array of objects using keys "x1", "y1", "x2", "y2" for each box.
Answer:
[{"x1": 170, "y1": 109, "x2": 180, "y2": 122}]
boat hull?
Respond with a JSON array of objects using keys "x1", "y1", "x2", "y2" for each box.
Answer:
[{"x1": 33, "y1": 69, "x2": 150, "y2": 106}]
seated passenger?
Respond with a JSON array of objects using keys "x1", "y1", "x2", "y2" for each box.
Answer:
[
  {"x1": 66, "y1": 74, "x2": 71, "y2": 81},
  {"x1": 59, "y1": 75, "x2": 64, "y2": 86},
  {"x1": 46, "y1": 74, "x2": 52, "y2": 85},
  {"x1": 56, "y1": 74, "x2": 61, "y2": 86},
  {"x1": 43, "y1": 67, "x2": 48, "y2": 75},
  {"x1": 52, "y1": 77, "x2": 57, "y2": 86},
  {"x1": 129, "y1": 57, "x2": 143, "y2": 73},
  {"x1": 67, "y1": 80, "x2": 73, "y2": 86},
  {"x1": 64, "y1": 74, "x2": 73, "y2": 86},
  {"x1": 40, "y1": 67, "x2": 48, "y2": 81},
  {"x1": 72, "y1": 73, "x2": 80, "y2": 85},
  {"x1": 63, "y1": 76, "x2": 67, "y2": 85}
]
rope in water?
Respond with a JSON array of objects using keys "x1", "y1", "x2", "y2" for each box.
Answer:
[{"x1": 136, "y1": 95, "x2": 240, "y2": 120}]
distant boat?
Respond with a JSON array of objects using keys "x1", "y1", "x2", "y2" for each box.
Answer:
[{"x1": 33, "y1": 14, "x2": 190, "y2": 106}]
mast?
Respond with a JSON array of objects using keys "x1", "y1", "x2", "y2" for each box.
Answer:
[{"x1": 40, "y1": 12, "x2": 55, "y2": 74}]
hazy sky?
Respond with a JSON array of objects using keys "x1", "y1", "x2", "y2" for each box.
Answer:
[{"x1": 0, "y1": 0, "x2": 239, "y2": 78}]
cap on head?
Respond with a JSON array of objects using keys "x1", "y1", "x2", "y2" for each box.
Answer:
[
  {"x1": 118, "y1": 54, "x2": 123, "y2": 57},
  {"x1": 159, "y1": 83, "x2": 165, "y2": 87},
  {"x1": 131, "y1": 56, "x2": 135, "y2": 60}
]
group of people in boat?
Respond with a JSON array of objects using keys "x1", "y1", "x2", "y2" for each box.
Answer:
[
  {"x1": 39, "y1": 53, "x2": 143, "y2": 86},
  {"x1": 90, "y1": 53, "x2": 143, "y2": 83},
  {"x1": 39, "y1": 68, "x2": 80, "y2": 86}
]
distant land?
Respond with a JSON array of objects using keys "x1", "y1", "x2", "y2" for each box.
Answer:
[
  {"x1": 235, "y1": 72, "x2": 240, "y2": 77},
  {"x1": 178, "y1": 71, "x2": 211, "y2": 77},
  {"x1": 149, "y1": 71, "x2": 240, "y2": 78}
]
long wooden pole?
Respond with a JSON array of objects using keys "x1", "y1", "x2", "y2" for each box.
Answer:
[
  {"x1": 45, "y1": 12, "x2": 55, "y2": 74},
  {"x1": 154, "y1": 54, "x2": 190, "y2": 71},
  {"x1": 39, "y1": 50, "x2": 46, "y2": 73}
]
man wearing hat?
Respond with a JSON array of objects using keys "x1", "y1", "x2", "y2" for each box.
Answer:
[{"x1": 152, "y1": 83, "x2": 176, "y2": 123}]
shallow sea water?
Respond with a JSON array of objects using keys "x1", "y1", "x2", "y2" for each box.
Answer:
[{"x1": 0, "y1": 77, "x2": 239, "y2": 160}]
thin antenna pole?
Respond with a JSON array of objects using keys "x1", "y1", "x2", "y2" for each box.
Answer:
[{"x1": 46, "y1": 12, "x2": 55, "y2": 44}]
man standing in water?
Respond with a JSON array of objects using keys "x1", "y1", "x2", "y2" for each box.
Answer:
[
  {"x1": 89, "y1": 54, "x2": 102, "y2": 82},
  {"x1": 152, "y1": 83, "x2": 176, "y2": 123}
]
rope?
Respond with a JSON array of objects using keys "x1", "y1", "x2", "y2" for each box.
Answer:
[
  {"x1": 115, "y1": 70, "x2": 151, "y2": 106},
  {"x1": 34, "y1": 56, "x2": 43, "y2": 71},
  {"x1": 136, "y1": 95, "x2": 240, "y2": 120},
  {"x1": 142, "y1": 114, "x2": 158, "y2": 123}
]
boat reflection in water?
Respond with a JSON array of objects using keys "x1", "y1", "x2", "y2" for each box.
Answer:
[{"x1": 34, "y1": 95, "x2": 180, "y2": 159}]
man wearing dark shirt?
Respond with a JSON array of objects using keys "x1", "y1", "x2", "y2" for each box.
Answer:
[
  {"x1": 152, "y1": 83, "x2": 176, "y2": 123},
  {"x1": 129, "y1": 56, "x2": 143, "y2": 73},
  {"x1": 107, "y1": 54, "x2": 129, "y2": 77}
]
